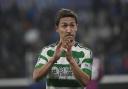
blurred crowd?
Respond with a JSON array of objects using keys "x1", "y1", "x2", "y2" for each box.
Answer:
[{"x1": 0, "y1": 0, "x2": 128, "y2": 79}]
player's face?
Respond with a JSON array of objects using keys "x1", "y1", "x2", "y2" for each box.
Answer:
[{"x1": 56, "y1": 17, "x2": 77, "y2": 41}]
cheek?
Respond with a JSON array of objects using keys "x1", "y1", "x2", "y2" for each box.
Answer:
[
  {"x1": 58, "y1": 29, "x2": 65, "y2": 36},
  {"x1": 61, "y1": 31, "x2": 66, "y2": 37},
  {"x1": 73, "y1": 28, "x2": 77, "y2": 33},
  {"x1": 60, "y1": 29, "x2": 66, "y2": 33}
]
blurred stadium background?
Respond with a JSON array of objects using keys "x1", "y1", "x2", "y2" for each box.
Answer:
[{"x1": 0, "y1": 0, "x2": 128, "y2": 89}]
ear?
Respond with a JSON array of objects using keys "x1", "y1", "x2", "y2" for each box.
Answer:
[
  {"x1": 75, "y1": 24, "x2": 78, "y2": 31},
  {"x1": 77, "y1": 24, "x2": 78, "y2": 27}
]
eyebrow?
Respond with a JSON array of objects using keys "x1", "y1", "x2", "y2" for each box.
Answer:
[{"x1": 60, "y1": 22, "x2": 76, "y2": 24}]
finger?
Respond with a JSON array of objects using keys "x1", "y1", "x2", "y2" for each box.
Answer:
[
  {"x1": 66, "y1": 39, "x2": 73, "y2": 46},
  {"x1": 60, "y1": 45, "x2": 67, "y2": 52},
  {"x1": 64, "y1": 41, "x2": 72, "y2": 51},
  {"x1": 64, "y1": 37, "x2": 74, "y2": 44},
  {"x1": 66, "y1": 42, "x2": 72, "y2": 51},
  {"x1": 64, "y1": 35, "x2": 73, "y2": 40},
  {"x1": 64, "y1": 35, "x2": 73, "y2": 38},
  {"x1": 56, "y1": 42, "x2": 62, "y2": 50},
  {"x1": 61, "y1": 42, "x2": 67, "y2": 50}
]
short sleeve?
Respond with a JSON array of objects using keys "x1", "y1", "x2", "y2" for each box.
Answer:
[
  {"x1": 81, "y1": 50, "x2": 93, "y2": 77},
  {"x1": 35, "y1": 48, "x2": 48, "y2": 68}
]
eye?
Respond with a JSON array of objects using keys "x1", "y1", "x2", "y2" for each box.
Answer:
[
  {"x1": 63, "y1": 24, "x2": 67, "y2": 27},
  {"x1": 70, "y1": 24, "x2": 75, "y2": 27},
  {"x1": 62, "y1": 24, "x2": 68, "y2": 28},
  {"x1": 71, "y1": 24, "x2": 75, "y2": 27}
]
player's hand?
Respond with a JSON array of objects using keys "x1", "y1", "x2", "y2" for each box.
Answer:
[
  {"x1": 63, "y1": 36, "x2": 74, "y2": 50},
  {"x1": 63, "y1": 36, "x2": 74, "y2": 62},
  {"x1": 53, "y1": 42, "x2": 63, "y2": 61}
]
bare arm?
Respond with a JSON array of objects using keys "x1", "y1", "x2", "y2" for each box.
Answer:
[
  {"x1": 68, "y1": 58, "x2": 90, "y2": 86},
  {"x1": 63, "y1": 37, "x2": 91, "y2": 86},
  {"x1": 33, "y1": 42, "x2": 63, "y2": 81},
  {"x1": 33, "y1": 56, "x2": 57, "y2": 81}
]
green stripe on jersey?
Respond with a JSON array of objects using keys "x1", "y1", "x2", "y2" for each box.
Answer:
[
  {"x1": 47, "y1": 79, "x2": 82, "y2": 87},
  {"x1": 82, "y1": 68, "x2": 92, "y2": 76},
  {"x1": 53, "y1": 64, "x2": 70, "y2": 67},
  {"x1": 38, "y1": 55, "x2": 48, "y2": 62},
  {"x1": 35, "y1": 64, "x2": 44, "y2": 68},
  {"x1": 82, "y1": 58, "x2": 93, "y2": 64},
  {"x1": 72, "y1": 51, "x2": 84, "y2": 58},
  {"x1": 47, "y1": 50, "x2": 84, "y2": 58}
]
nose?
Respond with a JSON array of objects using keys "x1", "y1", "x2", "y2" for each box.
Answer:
[{"x1": 66, "y1": 26, "x2": 72, "y2": 33}]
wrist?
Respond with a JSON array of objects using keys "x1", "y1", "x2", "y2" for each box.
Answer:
[
  {"x1": 52, "y1": 55, "x2": 60, "y2": 61},
  {"x1": 67, "y1": 57, "x2": 74, "y2": 63}
]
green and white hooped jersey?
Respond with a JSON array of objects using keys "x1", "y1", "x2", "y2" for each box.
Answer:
[{"x1": 35, "y1": 42, "x2": 93, "y2": 89}]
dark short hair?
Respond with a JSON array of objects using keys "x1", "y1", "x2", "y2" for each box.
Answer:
[{"x1": 55, "y1": 8, "x2": 78, "y2": 26}]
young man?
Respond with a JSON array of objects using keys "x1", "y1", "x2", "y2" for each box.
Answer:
[{"x1": 33, "y1": 8, "x2": 93, "y2": 89}]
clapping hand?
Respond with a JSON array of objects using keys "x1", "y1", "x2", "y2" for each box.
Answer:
[{"x1": 62, "y1": 36, "x2": 74, "y2": 62}]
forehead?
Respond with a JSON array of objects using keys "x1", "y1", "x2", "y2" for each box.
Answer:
[{"x1": 59, "y1": 17, "x2": 76, "y2": 24}]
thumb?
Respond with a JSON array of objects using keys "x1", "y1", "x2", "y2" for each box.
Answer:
[{"x1": 56, "y1": 42, "x2": 62, "y2": 50}]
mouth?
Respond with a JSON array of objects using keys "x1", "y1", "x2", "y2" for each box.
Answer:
[{"x1": 65, "y1": 34, "x2": 74, "y2": 37}]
